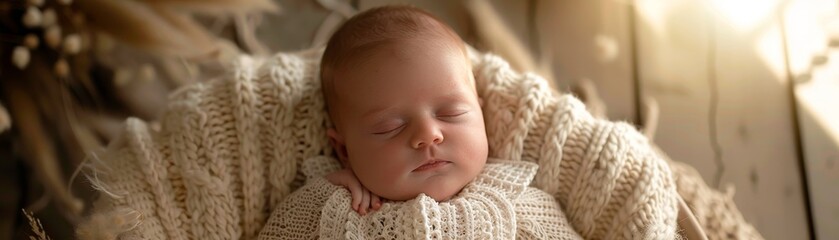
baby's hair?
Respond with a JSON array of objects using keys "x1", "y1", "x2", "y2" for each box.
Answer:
[{"x1": 320, "y1": 5, "x2": 467, "y2": 126}]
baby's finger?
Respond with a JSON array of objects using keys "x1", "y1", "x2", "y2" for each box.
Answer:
[
  {"x1": 347, "y1": 182, "x2": 362, "y2": 211},
  {"x1": 360, "y1": 189, "x2": 371, "y2": 215},
  {"x1": 371, "y1": 194, "x2": 382, "y2": 210}
]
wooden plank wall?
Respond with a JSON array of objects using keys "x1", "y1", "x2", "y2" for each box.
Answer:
[
  {"x1": 784, "y1": 0, "x2": 839, "y2": 238},
  {"x1": 262, "y1": 0, "x2": 833, "y2": 238},
  {"x1": 633, "y1": 0, "x2": 810, "y2": 238},
  {"x1": 538, "y1": 0, "x2": 638, "y2": 122}
]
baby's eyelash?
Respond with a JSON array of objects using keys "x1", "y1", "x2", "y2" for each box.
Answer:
[
  {"x1": 438, "y1": 111, "x2": 468, "y2": 118},
  {"x1": 373, "y1": 125, "x2": 404, "y2": 135}
]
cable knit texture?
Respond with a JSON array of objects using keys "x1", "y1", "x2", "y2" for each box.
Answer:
[
  {"x1": 258, "y1": 157, "x2": 582, "y2": 239},
  {"x1": 78, "y1": 49, "x2": 685, "y2": 239}
]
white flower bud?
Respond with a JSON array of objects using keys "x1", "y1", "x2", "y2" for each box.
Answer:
[
  {"x1": 63, "y1": 34, "x2": 81, "y2": 54},
  {"x1": 42, "y1": 9, "x2": 57, "y2": 27},
  {"x1": 22, "y1": 7, "x2": 42, "y2": 28},
  {"x1": 12, "y1": 46, "x2": 30, "y2": 69},
  {"x1": 45, "y1": 25, "x2": 62, "y2": 49}
]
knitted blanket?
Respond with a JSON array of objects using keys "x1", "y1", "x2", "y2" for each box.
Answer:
[
  {"x1": 258, "y1": 157, "x2": 582, "y2": 239},
  {"x1": 78, "y1": 49, "x2": 680, "y2": 239}
]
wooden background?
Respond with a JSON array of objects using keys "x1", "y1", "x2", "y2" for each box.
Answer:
[{"x1": 263, "y1": 0, "x2": 837, "y2": 239}]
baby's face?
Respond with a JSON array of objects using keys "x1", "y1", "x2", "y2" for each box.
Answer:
[{"x1": 328, "y1": 39, "x2": 488, "y2": 202}]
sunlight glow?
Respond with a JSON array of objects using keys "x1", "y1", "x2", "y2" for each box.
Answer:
[
  {"x1": 797, "y1": 74, "x2": 839, "y2": 147},
  {"x1": 634, "y1": 0, "x2": 680, "y2": 37},
  {"x1": 712, "y1": 0, "x2": 781, "y2": 30},
  {"x1": 755, "y1": 25, "x2": 787, "y2": 82},
  {"x1": 784, "y1": 0, "x2": 834, "y2": 73}
]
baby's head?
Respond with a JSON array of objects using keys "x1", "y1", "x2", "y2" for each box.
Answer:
[{"x1": 321, "y1": 6, "x2": 488, "y2": 202}]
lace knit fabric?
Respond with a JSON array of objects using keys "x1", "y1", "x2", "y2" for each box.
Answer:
[
  {"x1": 258, "y1": 157, "x2": 582, "y2": 239},
  {"x1": 78, "y1": 49, "x2": 692, "y2": 239}
]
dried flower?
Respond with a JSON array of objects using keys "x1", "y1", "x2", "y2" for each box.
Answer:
[
  {"x1": 23, "y1": 7, "x2": 43, "y2": 28},
  {"x1": 45, "y1": 25, "x2": 62, "y2": 49},
  {"x1": 63, "y1": 34, "x2": 82, "y2": 54},
  {"x1": 23, "y1": 210, "x2": 51, "y2": 240},
  {"x1": 42, "y1": 8, "x2": 57, "y2": 27},
  {"x1": 24, "y1": 34, "x2": 40, "y2": 49},
  {"x1": 138, "y1": 64, "x2": 156, "y2": 82},
  {"x1": 12, "y1": 46, "x2": 30, "y2": 69},
  {"x1": 55, "y1": 58, "x2": 70, "y2": 78},
  {"x1": 77, "y1": 0, "x2": 219, "y2": 58},
  {"x1": 142, "y1": 0, "x2": 280, "y2": 14},
  {"x1": 27, "y1": 0, "x2": 45, "y2": 7}
]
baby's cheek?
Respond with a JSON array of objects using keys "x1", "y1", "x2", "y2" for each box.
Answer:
[{"x1": 356, "y1": 151, "x2": 410, "y2": 198}]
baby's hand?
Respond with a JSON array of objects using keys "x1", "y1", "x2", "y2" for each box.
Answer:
[{"x1": 325, "y1": 168, "x2": 383, "y2": 215}]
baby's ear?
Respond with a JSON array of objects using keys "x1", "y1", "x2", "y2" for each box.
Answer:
[{"x1": 327, "y1": 128, "x2": 350, "y2": 167}]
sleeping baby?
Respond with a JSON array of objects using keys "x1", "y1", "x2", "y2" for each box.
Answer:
[{"x1": 258, "y1": 5, "x2": 583, "y2": 239}]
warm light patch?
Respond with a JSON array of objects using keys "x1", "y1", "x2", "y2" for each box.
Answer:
[
  {"x1": 633, "y1": 0, "x2": 676, "y2": 37},
  {"x1": 755, "y1": 25, "x2": 787, "y2": 82},
  {"x1": 712, "y1": 0, "x2": 781, "y2": 30},
  {"x1": 797, "y1": 77, "x2": 839, "y2": 147}
]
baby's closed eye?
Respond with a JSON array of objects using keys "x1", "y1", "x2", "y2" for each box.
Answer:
[
  {"x1": 372, "y1": 120, "x2": 405, "y2": 135},
  {"x1": 436, "y1": 107, "x2": 471, "y2": 121}
]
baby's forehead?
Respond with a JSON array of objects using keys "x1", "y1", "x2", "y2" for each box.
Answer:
[{"x1": 340, "y1": 39, "x2": 472, "y2": 80}]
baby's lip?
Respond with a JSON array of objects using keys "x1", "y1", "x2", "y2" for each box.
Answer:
[{"x1": 412, "y1": 159, "x2": 452, "y2": 172}]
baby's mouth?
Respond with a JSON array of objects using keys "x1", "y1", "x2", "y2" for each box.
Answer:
[{"x1": 412, "y1": 159, "x2": 452, "y2": 172}]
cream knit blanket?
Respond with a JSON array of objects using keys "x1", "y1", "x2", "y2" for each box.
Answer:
[
  {"x1": 79, "y1": 49, "x2": 679, "y2": 239},
  {"x1": 258, "y1": 157, "x2": 582, "y2": 239}
]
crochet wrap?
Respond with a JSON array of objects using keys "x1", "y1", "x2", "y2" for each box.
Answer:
[
  {"x1": 80, "y1": 49, "x2": 683, "y2": 239},
  {"x1": 258, "y1": 157, "x2": 583, "y2": 239}
]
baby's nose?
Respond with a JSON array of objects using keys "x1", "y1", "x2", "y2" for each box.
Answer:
[
  {"x1": 411, "y1": 124, "x2": 444, "y2": 149},
  {"x1": 413, "y1": 135, "x2": 443, "y2": 149}
]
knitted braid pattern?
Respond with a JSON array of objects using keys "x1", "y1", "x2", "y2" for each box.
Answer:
[
  {"x1": 472, "y1": 52, "x2": 679, "y2": 239},
  {"x1": 81, "y1": 53, "x2": 332, "y2": 240},
  {"x1": 80, "y1": 49, "x2": 678, "y2": 239}
]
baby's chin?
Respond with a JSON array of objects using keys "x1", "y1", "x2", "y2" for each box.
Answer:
[{"x1": 379, "y1": 180, "x2": 467, "y2": 202}]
